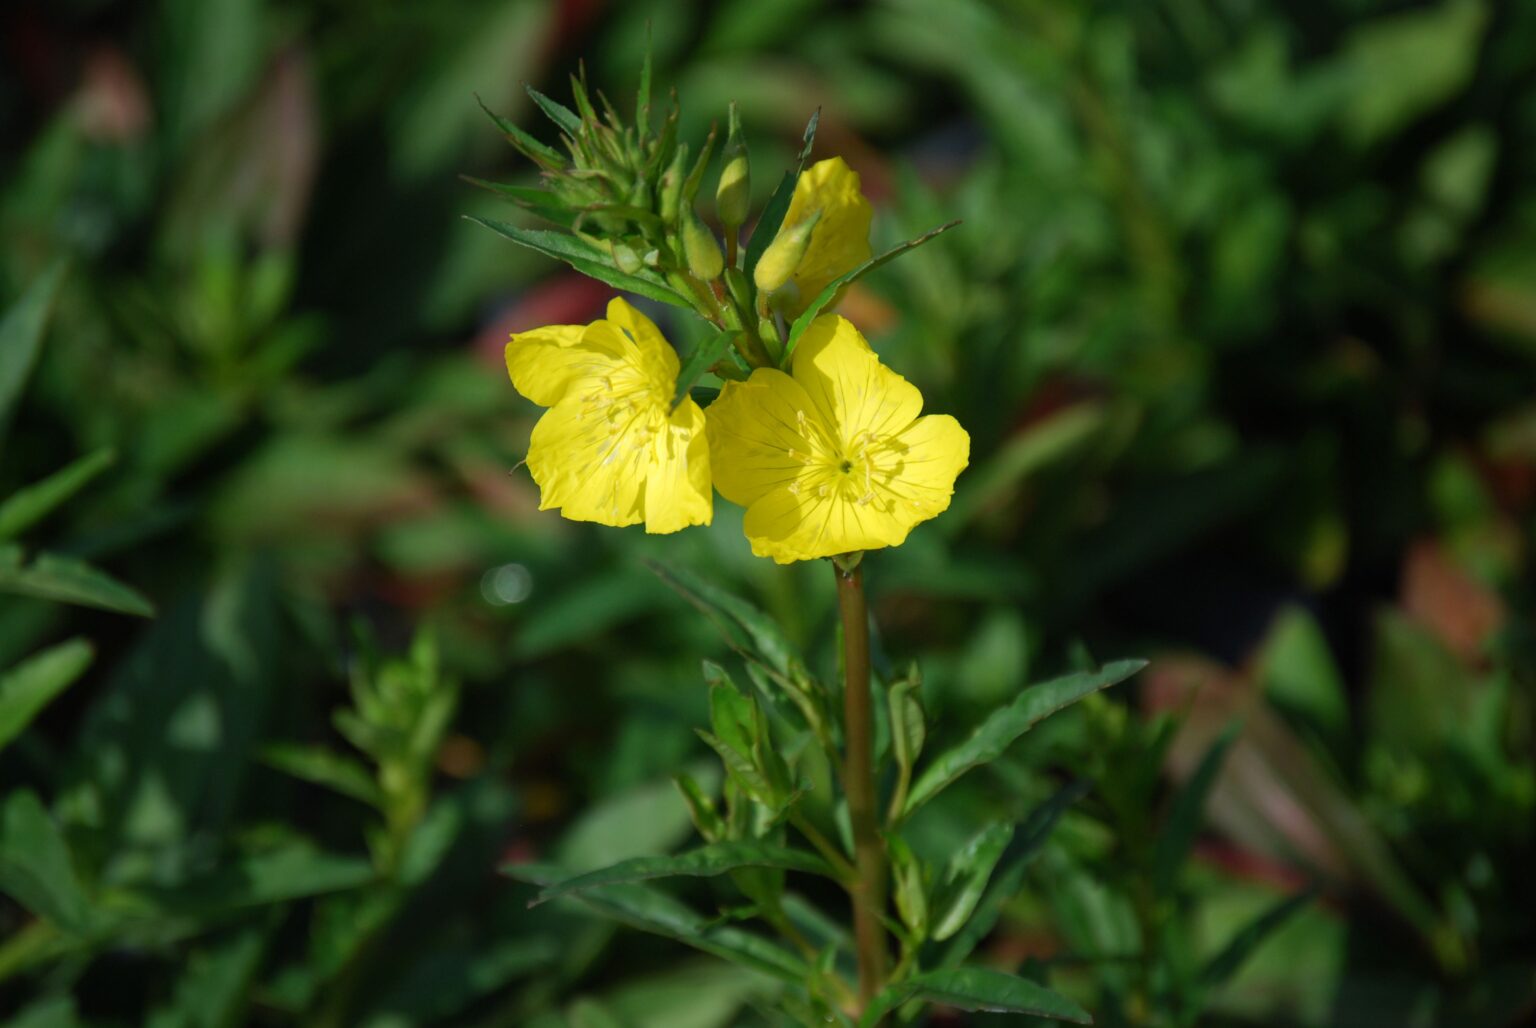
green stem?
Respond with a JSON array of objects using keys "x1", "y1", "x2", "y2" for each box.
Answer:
[
  {"x1": 835, "y1": 556, "x2": 889, "y2": 1013},
  {"x1": 789, "y1": 810, "x2": 856, "y2": 882}
]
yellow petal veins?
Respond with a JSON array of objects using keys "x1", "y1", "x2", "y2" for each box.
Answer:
[
  {"x1": 707, "y1": 315, "x2": 968, "y2": 563},
  {"x1": 506, "y1": 298, "x2": 712, "y2": 534}
]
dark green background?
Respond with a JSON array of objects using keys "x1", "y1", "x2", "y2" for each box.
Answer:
[{"x1": 2, "y1": 0, "x2": 1533, "y2": 1024}]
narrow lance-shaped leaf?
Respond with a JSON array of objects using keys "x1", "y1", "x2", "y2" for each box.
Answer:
[
  {"x1": 260, "y1": 743, "x2": 383, "y2": 808},
  {"x1": 672, "y1": 328, "x2": 738, "y2": 409},
  {"x1": 1199, "y1": 887, "x2": 1316, "y2": 988},
  {"x1": 646, "y1": 562, "x2": 807, "y2": 682},
  {"x1": 936, "y1": 779, "x2": 1091, "y2": 968},
  {"x1": 460, "y1": 176, "x2": 577, "y2": 228},
  {"x1": 1153, "y1": 723, "x2": 1238, "y2": 894},
  {"x1": 0, "y1": 261, "x2": 67, "y2": 446},
  {"x1": 523, "y1": 842, "x2": 836, "y2": 906},
  {"x1": 858, "y1": 967, "x2": 1091, "y2": 1028},
  {"x1": 697, "y1": 728, "x2": 774, "y2": 804},
  {"x1": 0, "y1": 448, "x2": 115, "y2": 542},
  {"x1": 674, "y1": 773, "x2": 725, "y2": 842},
  {"x1": 474, "y1": 94, "x2": 564, "y2": 168},
  {"x1": 0, "y1": 789, "x2": 95, "y2": 934},
  {"x1": 743, "y1": 108, "x2": 820, "y2": 277},
  {"x1": 886, "y1": 671, "x2": 925, "y2": 820},
  {"x1": 680, "y1": 122, "x2": 719, "y2": 206},
  {"x1": 635, "y1": 26, "x2": 652, "y2": 136},
  {"x1": 887, "y1": 833, "x2": 929, "y2": 941},
  {"x1": 930, "y1": 821, "x2": 1013, "y2": 941},
  {"x1": 0, "y1": 638, "x2": 93, "y2": 755},
  {"x1": 505, "y1": 866, "x2": 810, "y2": 984},
  {"x1": 783, "y1": 220, "x2": 960, "y2": 360},
  {"x1": 903, "y1": 659, "x2": 1145, "y2": 817},
  {"x1": 466, "y1": 216, "x2": 692, "y2": 309},
  {"x1": 0, "y1": 545, "x2": 155, "y2": 617},
  {"x1": 524, "y1": 84, "x2": 582, "y2": 136}
]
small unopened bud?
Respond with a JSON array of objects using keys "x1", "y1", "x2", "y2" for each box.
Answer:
[
  {"x1": 753, "y1": 210, "x2": 821, "y2": 296},
  {"x1": 681, "y1": 208, "x2": 724, "y2": 281},
  {"x1": 715, "y1": 102, "x2": 750, "y2": 230},
  {"x1": 659, "y1": 144, "x2": 688, "y2": 224},
  {"x1": 611, "y1": 242, "x2": 643, "y2": 275}
]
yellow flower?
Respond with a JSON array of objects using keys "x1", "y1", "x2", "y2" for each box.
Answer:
[
  {"x1": 761, "y1": 157, "x2": 873, "y2": 317},
  {"x1": 506, "y1": 298, "x2": 711, "y2": 533},
  {"x1": 706, "y1": 315, "x2": 968, "y2": 563}
]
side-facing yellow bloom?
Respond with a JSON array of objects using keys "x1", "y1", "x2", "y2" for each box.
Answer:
[
  {"x1": 506, "y1": 298, "x2": 711, "y2": 533},
  {"x1": 706, "y1": 315, "x2": 968, "y2": 563},
  {"x1": 760, "y1": 157, "x2": 872, "y2": 317}
]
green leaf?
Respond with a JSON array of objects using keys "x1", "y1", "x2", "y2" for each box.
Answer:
[
  {"x1": 931, "y1": 821, "x2": 1013, "y2": 942},
  {"x1": 0, "y1": 448, "x2": 115, "y2": 541},
  {"x1": 707, "y1": 665, "x2": 756, "y2": 755},
  {"x1": 0, "y1": 638, "x2": 93, "y2": 754},
  {"x1": 506, "y1": 870, "x2": 810, "y2": 983},
  {"x1": 525, "y1": 842, "x2": 834, "y2": 907},
  {"x1": 1200, "y1": 888, "x2": 1315, "y2": 988},
  {"x1": 647, "y1": 562, "x2": 806, "y2": 683},
  {"x1": 0, "y1": 545, "x2": 155, "y2": 617},
  {"x1": 1153, "y1": 724, "x2": 1237, "y2": 894},
  {"x1": 474, "y1": 94, "x2": 563, "y2": 167},
  {"x1": 903, "y1": 660, "x2": 1145, "y2": 817},
  {"x1": 782, "y1": 220, "x2": 960, "y2": 361},
  {"x1": 672, "y1": 328, "x2": 737, "y2": 409},
  {"x1": 635, "y1": 28, "x2": 652, "y2": 137},
  {"x1": 460, "y1": 176, "x2": 576, "y2": 228},
  {"x1": 887, "y1": 834, "x2": 929, "y2": 940},
  {"x1": 696, "y1": 728, "x2": 775, "y2": 805},
  {"x1": 145, "y1": 921, "x2": 271, "y2": 1028},
  {"x1": 0, "y1": 790, "x2": 94, "y2": 934},
  {"x1": 466, "y1": 216, "x2": 691, "y2": 309},
  {"x1": 1257, "y1": 605, "x2": 1349, "y2": 747},
  {"x1": 555, "y1": 765, "x2": 716, "y2": 873},
  {"x1": 0, "y1": 261, "x2": 67, "y2": 445},
  {"x1": 743, "y1": 109, "x2": 820, "y2": 278},
  {"x1": 525, "y1": 85, "x2": 581, "y2": 136},
  {"x1": 888, "y1": 672, "x2": 925, "y2": 785},
  {"x1": 133, "y1": 843, "x2": 375, "y2": 916},
  {"x1": 935, "y1": 779, "x2": 1092, "y2": 969},
  {"x1": 680, "y1": 122, "x2": 719, "y2": 207},
  {"x1": 260, "y1": 743, "x2": 383, "y2": 808},
  {"x1": 943, "y1": 404, "x2": 1106, "y2": 536},
  {"x1": 674, "y1": 773, "x2": 725, "y2": 842},
  {"x1": 569, "y1": 997, "x2": 628, "y2": 1028},
  {"x1": 859, "y1": 967, "x2": 1090, "y2": 1027}
]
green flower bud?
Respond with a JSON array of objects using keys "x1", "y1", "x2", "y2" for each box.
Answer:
[
  {"x1": 681, "y1": 208, "x2": 724, "y2": 282},
  {"x1": 753, "y1": 210, "x2": 820, "y2": 296},
  {"x1": 658, "y1": 144, "x2": 689, "y2": 225},
  {"x1": 611, "y1": 242, "x2": 643, "y2": 275},
  {"x1": 715, "y1": 102, "x2": 750, "y2": 230}
]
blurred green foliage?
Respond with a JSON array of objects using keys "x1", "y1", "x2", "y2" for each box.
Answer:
[{"x1": 2, "y1": 0, "x2": 1535, "y2": 1024}]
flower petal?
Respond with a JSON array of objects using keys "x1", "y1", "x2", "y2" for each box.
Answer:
[
  {"x1": 782, "y1": 157, "x2": 873, "y2": 316},
  {"x1": 706, "y1": 371, "x2": 827, "y2": 508},
  {"x1": 792, "y1": 315, "x2": 922, "y2": 449},
  {"x1": 604, "y1": 296, "x2": 680, "y2": 388},
  {"x1": 742, "y1": 487, "x2": 906, "y2": 564},
  {"x1": 525, "y1": 395, "x2": 650, "y2": 527},
  {"x1": 642, "y1": 398, "x2": 713, "y2": 533},
  {"x1": 506, "y1": 324, "x2": 627, "y2": 407},
  {"x1": 872, "y1": 413, "x2": 970, "y2": 530}
]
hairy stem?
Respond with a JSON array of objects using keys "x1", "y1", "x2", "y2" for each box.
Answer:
[{"x1": 835, "y1": 556, "x2": 888, "y2": 1012}]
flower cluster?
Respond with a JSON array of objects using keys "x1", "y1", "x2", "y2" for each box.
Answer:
[{"x1": 490, "y1": 87, "x2": 968, "y2": 563}]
